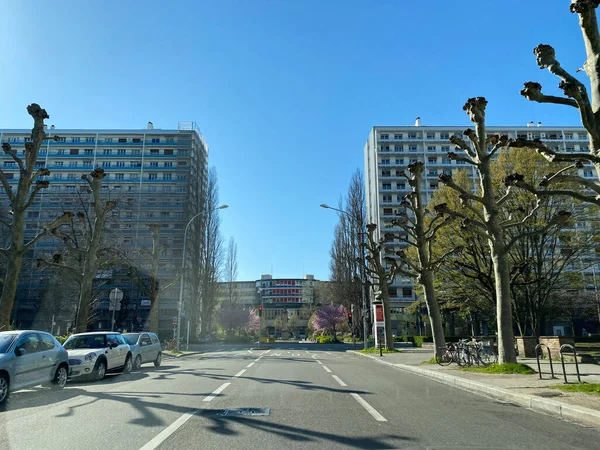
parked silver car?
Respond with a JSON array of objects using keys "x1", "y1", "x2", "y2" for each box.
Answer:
[
  {"x1": 63, "y1": 332, "x2": 133, "y2": 381},
  {"x1": 122, "y1": 332, "x2": 162, "y2": 370},
  {"x1": 0, "y1": 330, "x2": 70, "y2": 406}
]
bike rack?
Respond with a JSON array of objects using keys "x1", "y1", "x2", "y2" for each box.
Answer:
[
  {"x1": 535, "y1": 343, "x2": 556, "y2": 380},
  {"x1": 559, "y1": 344, "x2": 582, "y2": 384}
]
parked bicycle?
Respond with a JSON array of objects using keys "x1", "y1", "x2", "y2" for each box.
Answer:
[{"x1": 436, "y1": 338, "x2": 497, "y2": 367}]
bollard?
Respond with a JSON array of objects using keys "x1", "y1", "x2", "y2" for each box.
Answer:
[
  {"x1": 535, "y1": 343, "x2": 555, "y2": 380},
  {"x1": 559, "y1": 344, "x2": 582, "y2": 384}
]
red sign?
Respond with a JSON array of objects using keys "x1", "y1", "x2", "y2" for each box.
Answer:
[{"x1": 375, "y1": 305, "x2": 383, "y2": 322}]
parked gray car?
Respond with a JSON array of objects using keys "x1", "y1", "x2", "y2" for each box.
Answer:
[
  {"x1": 0, "y1": 330, "x2": 70, "y2": 406},
  {"x1": 123, "y1": 332, "x2": 162, "y2": 370}
]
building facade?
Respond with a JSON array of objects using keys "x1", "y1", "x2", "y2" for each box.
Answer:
[
  {"x1": 364, "y1": 121, "x2": 595, "y2": 335},
  {"x1": 0, "y1": 121, "x2": 208, "y2": 334}
]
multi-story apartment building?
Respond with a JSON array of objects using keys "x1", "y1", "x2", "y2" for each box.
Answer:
[
  {"x1": 216, "y1": 275, "x2": 322, "y2": 337},
  {"x1": 0, "y1": 121, "x2": 208, "y2": 335},
  {"x1": 364, "y1": 120, "x2": 595, "y2": 335}
]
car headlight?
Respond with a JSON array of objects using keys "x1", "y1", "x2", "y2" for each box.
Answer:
[{"x1": 84, "y1": 352, "x2": 97, "y2": 362}]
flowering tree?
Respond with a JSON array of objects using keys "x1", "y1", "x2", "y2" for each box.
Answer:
[
  {"x1": 246, "y1": 308, "x2": 260, "y2": 333},
  {"x1": 313, "y1": 304, "x2": 347, "y2": 338}
]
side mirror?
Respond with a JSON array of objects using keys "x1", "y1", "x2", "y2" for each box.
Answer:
[
  {"x1": 14, "y1": 347, "x2": 25, "y2": 357},
  {"x1": 110, "y1": 343, "x2": 119, "y2": 349}
]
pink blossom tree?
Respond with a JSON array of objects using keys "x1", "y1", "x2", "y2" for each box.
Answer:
[
  {"x1": 313, "y1": 304, "x2": 347, "y2": 339},
  {"x1": 246, "y1": 308, "x2": 260, "y2": 334},
  {"x1": 218, "y1": 302, "x2": 249, "y2": 338}
]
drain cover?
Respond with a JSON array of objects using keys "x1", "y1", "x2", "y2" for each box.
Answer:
[
  {"x1": 217, "y1": 408, "x2": 270, "y2": 416},
  {"x1": 535, "y1": 391, "x2": 562, "y2": 398}
]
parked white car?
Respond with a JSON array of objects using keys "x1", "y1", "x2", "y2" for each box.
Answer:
[
  {"x1": 122, "y1": 332, "x2": 162, "y2": 370},
  {"x1": 63, "y1": 332, "x2": 132, "y2": 381}
]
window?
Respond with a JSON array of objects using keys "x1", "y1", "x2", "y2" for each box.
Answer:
[
  {"x1": 163, "y1": 174, "x2": 172, "y2": 180},
  {"x1": 164, "y1": 162, "x2": 173, "y2": 168},
  {"x1": 70, "y1": 149, "x2": 79, "y2": 155},
  {"x1": 428, "y1": 157, "x2": 436, "y2": 163},
  {"x1": 149, "y1": 162, "x2": 158, "y2": 167},
  {"x1": 15, "y1": 333, "x2": 42, "y2": 354},
  {"x1": 39, "y1": 333, "x2": 56, "y2": 351},
  {"x1": 383, "y1": 208, "x2": 393, "y2": 215},
  {"x1": 380, "y1": 159, "x2": 390, "y2": 165},
  {"x1": 132, "y1": 138, "x2": 141, "y2": 143},
  {"x1": 102, "y1": 161, "x2": 111, "y2": 168},
  {"x1": 380, "y1": 145, "x2": 390, "y2": 152},
  {"x1": 146, "y1": 212, "x2": 155, "y2": 218},
  {"x1": 380, "y1": 134, "x2": 389, "y2": 140},
  {"x1": 130, "y1": 161, "x2": 141, "y2": 167},
  {"x1": 564, "y1": 133, "x2": 573, "y2": 140},
  {"x1": 85, "y1": 137, "x2": 94, "y2": 143},
  {"x1": 584, "y1": 170, "x2": 593, "y2": 177},
  {"x1": 161, "y1": 211, "x2": 169, "y2": 218},
  {"x1": 132, "y1": 149, "x2": 141, "y2": 155},
  {"x1": 429, "y1": 182, "x2": 438, "y2": 189},
  {"x1": 3, "y1": 161, "x2": 15, "y2": 167},
  {"x1": 115, "y1": 174, "x2": 124, "y2": 180},
  {"x1": 427, "y1": 133, "x2": 435, "y2": 139},
  {"x1": 150, "y1": 149, "x2": 159, "y2": 154},
  {"x1": 381, "y1": 170, "x2": 391, "y2": 177},
  {"x1": 83, "y1": 161, "x2": 92, "y2": 167},
  {"x1": 382, "y1": 195, "x2": 392, "y2": 203},
  {"x1": 456, "y1": 160, "x2": 466, "y2": 165},
  {"x1": 115, "y1": 161, "x2": 124, "y2": 167},
  {"x1": 118, "y1": 149, "x2": 126, "y2": 155},
  {"x1": 409, "y1": 158, "x2": 418, "y2": 163},
  {"x1": 396, "y1": 182, "x2": 406, "y2": 189},
  {"x1": 393, "y1": 133, "x2": 402, "y2": 140},
  {"x1": 151, "y1": 138, "x2": 160, "y2": 143},
  {"x1": 103, "y1": 149, "x2": 112, "y2": 155},
  {"x1": 107, "y1": 334, "x2": 121, "y2": 347},
  {"x1": 441, "y1": 145, "x2": 450, "y2": 151},
  {"x1": 427, "y1": 146, "x2": 436, "y2": 152},
  {"x1": 579, "y1": 145, "x2": 589, "y2": 152},
  {"x1": 409, "y1": 146, "x2": 418, "y2": 152},
  {"x1": 71, "y1": 137, "x2": 80, "y2": 143},
  {"x1": 69, "y1": 161, "x2": 78, "y2": 167},
  {"x1": 118, "y1": 138, "x2": 127, "y2": 143},
  {"x1": 402, "y1": 288, "x2": 413, "y2": 298},
  {"x1": 428, "y1": 170, "x2": 437, "y2": 176},
  {"x1": 57, "y1": 149, "x2": 65, "y2": 155},
  {"x1": 149, "y1": 174, "x2": 157, "y2": 180},
  {"x1": 176, "y1": 175, "x2": 186, "y2": 181},
  {"x1": 163, "y1": 186, "x2": 172, "y2": 192},
  {"x1": 56, "y1": 161, "x2": 64, "y2": 167},
  {"x1": 394, "y1": 145, "x2": 403, "y2": 152},
  {"x1": 164, "y1": 149, "x2": 173, "y2": 155},
  {"x1": 566, "y1": 146, "x2": 574, "y2": 152},
  {"x1": 382, "y1": 183, "x2": 391, "y2": 190},
  {"x1": 84, "y1": 149, "x2": 93, "y2": 155},
  {"x1": 395, "y1": 158, "x2": 404, "y2": 165}
]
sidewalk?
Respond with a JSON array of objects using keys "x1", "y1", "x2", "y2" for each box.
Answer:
[{"x1": 351, "y1": 349, "x2": 600, "y2": 428}]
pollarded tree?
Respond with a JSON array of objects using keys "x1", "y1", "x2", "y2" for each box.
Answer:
[
  {"x1": 516, "y1": 1, "x2": 600, "y2": 204},
  {"x1": 380, "y1": 161, "x2": 461, "y2": 357},
  {"x1": 0, "y1": 104, "x2": 73, "y2": 329},
  {"x1": 437, "y1": 97, "x2": 572, "y2": 363}
]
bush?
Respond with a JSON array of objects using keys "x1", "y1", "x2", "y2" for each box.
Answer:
[
  {"x1": 54, "y1": 335, "x2": 70, "y2": 345},
  {"x1": 576, "y1": 335, "x2": 600, "y2": 344},
  {"x1": 413, "y1": 336, "x2": 425, "y2": 347}
]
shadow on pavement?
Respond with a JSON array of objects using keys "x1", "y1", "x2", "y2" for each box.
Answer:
[{"x1": 195, "y1": 411, "x2": 415, "y2": 449}]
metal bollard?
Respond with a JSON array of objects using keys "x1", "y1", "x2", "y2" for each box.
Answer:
[
  {"x1": 559, "y1": 344, "x2": 582, "y2": 384},
  {"x1": 534, "y1": 343, "x2": 555, "y2": 380}
]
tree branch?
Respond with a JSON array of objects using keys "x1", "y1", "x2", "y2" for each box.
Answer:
[
  {"x1": 437, "y1": 173, "x2": 484, "y2": 204},
  {"x1": 502, "y1": 198, "x2": 542, "y2": 228},
  {"x1": 24, "y1": 212, "x2": 74, "y2": 251},
  {"x1": 521, "y1": 81, "x2": 579, "y2": 108},
  {"x1": 24, "y1": 181, "x2": 50, "y2": 210},
  {"x1": 0, "y1": 167, "x2": 15, "y2": 202},
  {"x1": 510, "y1": 138, "x2": 600, "y2": 165},
  {"x1": 2, "y1": 143, "x2": 25, "y2": 172},
  {"x1": 0, "y1": 216, "x2": 10, "y2": 228},
  {"x1": 36, "y1": 258, "x2": 82, "y2": 279},
  {"x1": 429, "y1": 246, "x2": 464, "y2": 268},
  {"x1": 446, "y1": 151, "x2": 477, "y2": 165},
  {"x1": 449, "y1": 135, "x2": 476, "y2": 158},
  {"x1": 513, "y1": 179, "x2": 600, "y2": 206}
]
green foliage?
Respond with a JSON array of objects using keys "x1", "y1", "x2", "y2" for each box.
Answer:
[
  {"x1": 359, "y1": 347, "x2": 401, "y2": 353},
  {"x1": 549, "y1": 383, "x2": 600, "y2": 396},
  {"x1": 413, "y1": 336, "x2": 425, "y2": 347},
  {"x1": 54, "y1": 335, "x2": 70, "y2": 345},
  {"x1": 420, "y1": 357, "x2": 437, "y2": 365},
  {"x1": 459, "y1": 363, "x2": 535, "y2": 375},
  {"x1": 315, "y1": 335, "x2": 341, "y2": 344},
  {"x1": 576, "y1": 336, "x2": 600, "y2": 344}
]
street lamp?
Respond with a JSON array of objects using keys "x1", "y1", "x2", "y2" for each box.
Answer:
[
  {"x1": 320, "y1": 203, "x2": 369, "y2": 350},
  {"x1": 176, "y1": 204, "x2": 229, "y2": 350}
]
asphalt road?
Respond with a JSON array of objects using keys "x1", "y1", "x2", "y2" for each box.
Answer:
[{"x1": 0, "y1": 343, "x2": 599, "y2": 450}]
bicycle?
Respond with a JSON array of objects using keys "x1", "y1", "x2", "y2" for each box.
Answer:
[
  {"x1": 459, "y1": 338, "x2": 498, "y2": 367},
  {"x1": 435, "y1": 343, "x2": 457, "y2": 366}
]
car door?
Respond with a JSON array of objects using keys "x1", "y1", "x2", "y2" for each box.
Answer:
[
  {"x1": 149, "y1": 333, "x2": 161, "y2": 361},
  {"x1": 12, "y1": 333, "x2": 44, "y2": 389},
  {"x1": 139, "y1": 333, "x2": 153, "y2": 363},
  {"x1": 116, "y1": 334, "x2": 130, "y2": 366},
  {"x1": 35, "y1": 333, "x2": 61, "y2": 384},
  {"x1": 106, "y1": 334, "x2": 124, "y2": 369}
]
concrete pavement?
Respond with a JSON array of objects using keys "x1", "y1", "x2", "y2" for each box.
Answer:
[{"x1": 0, "y1": 345, "x2": 598, "y2": 450}]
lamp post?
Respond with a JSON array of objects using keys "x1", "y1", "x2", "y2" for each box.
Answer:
[
  {"x1": 320, "y1": 203, "x2": 368, "y2": 350},
  {"x1": 176, "y1": 204, "x2": 228, "y2": 351}
]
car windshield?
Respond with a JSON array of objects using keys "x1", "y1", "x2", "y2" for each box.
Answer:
[
  {"x1": 123, "y1": 333, "x2": 140, "y2": 345},
  {"x1": 63, "y1": 335, "x2": 106, "y2": 350},
  {"x1": 0, "y1": 333, "x2": 17, "y2": 353}
]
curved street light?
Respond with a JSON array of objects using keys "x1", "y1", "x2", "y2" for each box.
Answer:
[{"x1": 176, "y1": 204, "x2": 229, "y2": 350}]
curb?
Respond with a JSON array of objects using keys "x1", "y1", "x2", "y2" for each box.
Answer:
[
  {"x1": 162, "y1": 351, "x2": 204, "y2": 359},
  {"x1": 350, "y1": 350, "x2": 600, "y2": 428}
]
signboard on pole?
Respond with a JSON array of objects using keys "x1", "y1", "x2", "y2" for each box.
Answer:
[
  {"x1": 373, "y1": 303, "x2": 385, "y2": 348},
  {"x1": 109, "y1": 288, "x2": 123, "y2": 311}
]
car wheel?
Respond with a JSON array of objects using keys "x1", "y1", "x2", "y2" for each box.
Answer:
[
  {"x1": 123, "y1": 354, "x2": 133, "y2": 374},
  {"x1": 52, "y1": 365, "x2": 68, "y2": 389},
  {"x1": 154, "y1": 352, "x2": 162, "y2": 367},
  {"x1": 134, "y1": 355, "x2": 142, "y2": 371},
  {"x1": 94, "y1": 360, "x2": 107, "y2": 381},
  {"x1": 0, "y1": 373, "x2": 9, "y2": 405}
]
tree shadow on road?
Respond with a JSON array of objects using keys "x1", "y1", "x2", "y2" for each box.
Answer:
[{"x1": 194, "y1": 410, "x2": 415, "y2": 449}]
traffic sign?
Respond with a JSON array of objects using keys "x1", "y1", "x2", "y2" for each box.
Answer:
[{"x1": 109, "y1": 288, "x2": 123, "y2": 311}]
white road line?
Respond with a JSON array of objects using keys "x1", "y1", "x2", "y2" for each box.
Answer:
[
  {"x1": 233, "y1": 369, "x2": 246, "y2": 378},
  {"x1": 246, "y1": 362, "x2": 255, "y2": 368},
  {"x1": 203, "y1": 382, "x2": 231, "y2": 402},
  {"x1": 247, "y1": 350, "x2": 254, "y2": 354},
  {"x1": 332, "y1": 375, "x2": 347, "y2": 386},
  {"x1": 326, "y1": 352, "x2": 332, "y2": 355},
  {"x1": 316, "y1": 359, "x2": 323, "y2": 365},
  {"x1": 350, "y1": 393, "x2": 387, "y2": 422},
  {"x1": 322, "y1": 365, "x2": 332, "y2": 373},
  {"x1": 139, "y1": 409, "x2": 199, "y2": 450},
  {"x1": 311, "y1": 354, "x2": 317, "y2": 359},
  {"x1": 274, "y1": 353, "x2": 282, "y2": 356},
  {"x1": 292, "y1": 353, "x2": 300, "y2": 357}
]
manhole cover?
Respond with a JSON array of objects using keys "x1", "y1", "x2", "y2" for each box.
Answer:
[
  {"x1": 217, "y1": 408, "x2": 270, "y2": 416},
  {"x1": 535, "y1": 391, "x2": 562, "y2": 398}
]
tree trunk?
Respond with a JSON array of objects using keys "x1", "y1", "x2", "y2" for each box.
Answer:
[
  {"x1": 491, "y1": 246, "x2": 517, "y2": 363},
  {"x1": 421, "y1": 271, "x2": 446, "y2": 356},
  {"x1": 75, "y1": 268, "x2": 95, "y2": 332},
  {"x1": 0, "y1": 252, "x2": 23, "y2": 330},
  {"x1": 380, "y1": 288, "x2": 394, "y2": 350},
  {"x1": 149, "y1": 288, "x2": 159, "y2": 331}
]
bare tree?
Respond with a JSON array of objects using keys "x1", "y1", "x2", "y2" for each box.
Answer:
[
  {"x1": 437, "y1": 97, "x2": 572, "y2": 363},
  {"x1": 515, "y1": 2, "x2": 600, "y2": 205},
  {"x1": 381, "y1": 161, "x2": 460, "y2": 356},
  {"x1": 0, "y1": 104, "x2": 73, "y2": 329},
  {"x1": 224, "y1": 236, "x2": 238, "y2": 303},
  {"x1": 37, "y1": 168, "x2": 117, "y2": 332}
]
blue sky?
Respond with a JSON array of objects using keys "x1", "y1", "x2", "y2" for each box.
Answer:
[{"x1": 0, "y1": 0, "x2": 587, "y2": 281}]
